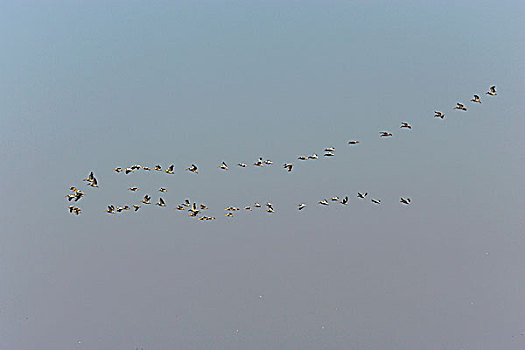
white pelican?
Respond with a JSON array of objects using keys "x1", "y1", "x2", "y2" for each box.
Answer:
[
  {"x1": 324, "y1": 147, "x2": 335, "y2": 152},
  {"x1": 83, "y1": 172, "x2": 94, "y2": 182},
  {"x1": 225, "y1": 212, "x2": 234, "y2": 217},
  {"x1": 264, "y1": 160, "x2": 273, "y2": 165},
  {"x1": 298, "y1": 203, "x2": 306, "y2": 210},
  {"x1": 319, "y1": 199, "x2": 329, "y2": 206},
  {"x1": 175, "y1": 205, "x2": 185, "y2": 211},
  {"x1": 153, "y1": 165, "x2": 162, "y2": 171},
  {"x1": 125, "y1": 168, "x2": 133, "y2": 174},
  {"x1": 330, "y1": 196, "x2": 339, "y2": 201},
  {"x1": 65, "y1": 194, "x2": 76, "y2": 201},
  {"x1": 88, "y1": 177, "x2": 98, "y2": 188},
  {"x1": 298, "y1": 156, "x2": 308, "y2": 160},
  {"x1": 254, "y1": 203, "x2": 261, "y2": 208},
  {"x1": 183, "y1": 199, "x2": 191, "y2": 207},
  {"x1": 371, "y1": 198, "x2": 381, "y2": 204},
  {"x1": 113, "y1": 167, "x2": 122, "y2": 173},
  {"x1": 308, "y1": 154, "x2": 319, "y2": 160},
  {"x1": 254, "y1": 158, "x2": 264, "y2": 167},
  {"x1": 105, "y1": 205, "x2": 115, "y2": 214},
  {"x1": 357, "y1": 192, "x2": 367, "y2": 199},
  {"x1": 324, "y1": 152, "x2": 335, "y2": 157},
  {"x1": 237, "y1": 163, "x2": 247, "y2": 167},
  {"x1": 341, "y1": 196, "x2": 348, "y2": 205},
  {"x1": 133, "y1": 205, "x2": 141, "y2": 211},
  {"x1": 219, "y1": 161, "x2": 229, "y2": 170},
  {"x1": 159, "y1": 188, "x2": 167, "y2": 192},
  {"x1": 400, "y1": 197, "x2": 411, "y2": 205}
]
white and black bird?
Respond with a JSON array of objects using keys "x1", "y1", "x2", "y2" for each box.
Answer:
[
  {"x1": 128, "y1": 187, "x2": 139, "y2": 192},
  {"x1": 324, "y1": 147, "x2": 335, "y2": 152},
  {"x1": 400, "y1": 122, "x2": 412, "y2": 129},
  {"x1": 357, "y1": 192, "x2": 368, "y2": 199},
  {"x1": 400, "y1": 197, "x2": 411, "y2": 205},
  {"x1": 141, "y1": 194, "x2": 151, "y2": 204},
  {"x1": 283, "y1": 163, "x2": 293, "y2": 172},
  {"x1": 298, "y1": 156, "x2": 308, "y2": 161},
  {"x1": 219, "y1": 161, "x2": 229, "y2": 170},
  {"x1": 156, "y1": 197, "x2": 166, "y2": 207},
  {"x1": 237, "y1": 163, "x2": 247, "y2": 168},
  {"x1": 434, "y1": 111, "x2": 445, "y2": 119},
  {"x1": 254, "y1": 158, "x2": 264, "y2": 167},
  {"x1": 186, "y1": 164, "x2": 198, "y2": 174},
  {"x1": 348, "y1": 140, "x2": 360, "y2": 145},
  {"x1": 165, "y1": 165, "x2": 175, "y2": 174},
  {"x1": 341, "y1": 196, "x2": 349, "y2": 205},
  {"x1": 324, "y1": 152, "x2": 335, "y2": 157},
  {"x1": 371, "y1": 198, "x2": 381, "y2": 204},
  {"x1": 319, "y1": 199, "x2": 329, "y2": 206},
  {"x1": 380, "y1": 131, "x2": 393, "y2": 137},
  {"x1": 159, "y1": 188, "x2": 167, "y2": 192},
  {"x1": 471, "y1": 94, "x2": 482, "y2": 103},
  {"x1": 308, "y1": 154, "x2": 319, "y2": 160},
  {"x1": 298, "y1": 203, "x2": 306, "y2": 210}
]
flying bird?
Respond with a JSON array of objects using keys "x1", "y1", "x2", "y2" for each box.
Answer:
[
  {"x1": 400, "y1": 122, "x2": 412, "y2": 129},
  {"x1": 308, "y1": 154, "x2": 319, "y2": 160},
  {"x1": 141, "y1": 194, "x2": 151, "y2": 204},
  {"x1": 283, "y1": 163, "x2": 293, "y2": 172},
  {"x1": 341, "y1": 196, "x2": 349, "y2": 205},
  {"x1": 128, "y1": 187, "x2": 139, "y2": 192},
  {"x1": 237, "y1": 163, "x2": 247, "y2": 167},
  {"x1": 219, "y1": 161, "x2": 229, "y2": 170},
  {"x1": 434, "y1": 111, "x2": 445, "y2": 119},
  {"x1": 348, "y1": 140, "x2": 360, "y2": 145},
  {"x1": 319, "y1": 199, "x2": 329, "y2": 206},
  {"x1": 486, "y1": 85, "x2": 497, "y2": 96},
  {"x1": 165, "y1": 165, "x2": 175, "y2": 174},
  {"x1": 298, "y1": 203, "x2": 306, "y2": 210},
  {"x1": 186, "y1": 164, "x2": 198, "y2": 174},
  {"x1": 400, "y1": 197, "x2": 411, "y2": 205},
  {"x1": 357, "y1": 192, "x2": 368, "y2": 199},
  {"x1": 159, "y1": 188, "x2": 167, "y2": 192},
  {"x1": 156, "y1": 197, "x2": 166, "y2": 207},
  {"x1": 471, "y1": 94, "x2": 482, "y2": 103},
  {"x1": 380, "y1": 131, "x2": 392, "y2": 137},
  {"x1": 371, "y1": 199, "x2": 381, "y2": 204},
  {"x1": 453, "y1": 102, "x2": 467, "y2": 111}
]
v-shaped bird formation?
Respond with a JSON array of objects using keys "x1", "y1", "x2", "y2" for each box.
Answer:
[{"x1": 66, "y1": 85, "x2": 498, "y2": 220}]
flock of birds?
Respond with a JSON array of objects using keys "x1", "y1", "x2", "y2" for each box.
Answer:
[{"x1": 65, "y1": 86, "x2": 498, "y2": 219}]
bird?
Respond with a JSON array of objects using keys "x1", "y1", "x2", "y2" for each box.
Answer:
[
  {"x1": 265, "y1": 202, "x2": 273, "y2": 211},
  {"x1": 357, "y1": 192, "x2": 367, "y2": 199},
  {"x1": 324, "y1": 147, "x2": 335, "y2": 152},
  {"x1": 434, "y1": 111, "x2": 445, "y2": 119},
  {"x1": 83, "y1": 171, "x2": 94, "y2": 182},
  {"x1": 165, "y1": 165, "x2": 175, "y2": 174},
  {"x1": 471, "y1": 94, "x2": 482, "y2": 103},
  {"x1": 453, "y1": 102, "x2": 467, "y2": 111},
  {"x1": 219, "y1": 161, "x2": 229, "y2": 170},
  {"x1": 131, "y1": 165, "x2": 141, "y2": 170},
  {"x1": 324, "y1": 152, "x2": 335, "y2": 157},
  {"x1": 225, "y1": 212, "x2": 234, "y2": 217},
  {"x1": 141, "y1": 166, "x2": 151, "y2": 171},
  {"x1": 254, "y1": 158, "x2": 264, "y2": 167},
  {"x1": 380, "y1": 131, "x2": 392, "y2": 137},
  {"x1": 141, "y1": 194, "x2": 151, "y2": 204},
  {"x1": 113, "y1": 167, "x2": 122, "y2": 173},
  {"x1": 153, "y1": 165, "x2": 162, "y2": 171},
  {"x1": 298, "y1": 203, "x2": 306, "y2": 210},
  {"x1": 133, "y1": 205, "x2": 141, "y2": 211},
  {"x1": 183, "y1": 199, "x2": 191, "y2": 207},
  {"x1": 319, "y1": 199, "x2": 329, "y2": 206},
  {"x1": 237, "y1": 163, "x2": 247, "y2": 168},
  {"x1": 88, "y1": 177, "x2": 98, "y2": 188},
  {"x1": 371, "y1": 199, "x2": 381, "y2": 204},
  {"x1": 159, "y1": 188, "x2": 167, "y2": 192},
  {"x1": 254, "y1": 203, "x2": 261, "y2": 208},
  {"x1": 156, "y1": 198, "x2": 166, "y2": 207},
  {"x1": 330, "y1": 196, "x2": 339, "y2": 201},
  {"x1": 400, "y1": 197, "x2": 411, "y2": 205},
  {"x1": 348, "y1": 140, "x2": 360, "y2": 145},
  {"x1": 264, "y1": 160, "x2": 273, "y2": 165},
  {"x1": 186, "y1": 164, "x2": 198, "y2": 174},
  {"x1": 341, "y1": 196, "x2": 349, "y2": 205},
  {"x1": 125, "y1": 168, "x2": 133, "y2": 174},
  {"x1": 105, "y1": 205, "x2": 115, "y2": 214},
  {"x1": 199, "y1": 204, "x2": 208, "y2": 210},
  {"x1": 74, "y1": 192, "x2": 84, "y2": 201},
  {"x1": 175, "y1": 205, "x2": 185, "y2": 211},
  {"x1": 308, "y1": 154, "x2": 319, "y2": 160},
  {"x1": 65, "y1": 194, "x2": 76, "y2": 201},
  {"x1": 486, "y1": 85, "x2": 497, "y2": 96},
  {"x1": 265, "y1": 207, "x2": 275, "y2": 213},
  {"x1": 400, "y1": 122, "x2": 412, "y2": 129},
  {"x1": 244, "y1": 206, "x2": 252, "y2": 211},
  {"x1": 128, "y1": 187, "x2": 139, "y2": 192},
  {"x1": 283, "y1": 163, "x2": 293, "y2": 172},
  {"x1": 298, "y1": 156, "x2": 308, "y2": 160}
]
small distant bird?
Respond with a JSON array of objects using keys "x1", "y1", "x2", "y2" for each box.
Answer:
[
  {"x1": 324, "y1": 152, "x2": 335, "y2": 157},
  {"x1": 156, "y1": 198, "x2": 166, "y2": 207},
  {"x1": 486, "y1": 85, "x2": 497, "y2": 96},
  {"x1": 371, "y1": 198, "x2": 381, "y2": 204},
  {"x1": 113, "y1": 167, "x2": 122, "y2": 173},
  {"x1": 283, "y1": 163, "x2": 293, "y2": 172},
  {"x1": 319, "y1": 199, "x2": 329, "y2": 206},
  {"x1": 298, "y1": 156, "x2": 308, "y2": 160},
  {"x1": 159, "y1": 188, "x2": 167, "y2": 192},
  {"x1": 400, "y1": 197, "x2": 411, "y2": 205},
  {"x1": 125, "y1": 168, "x2": 133, "y2": 174},
  {"x1": 153, "y1": 165, "x2": 162, "y2": 171},
  {"x1": 471, "y1": 94, "x2": 482, "y2": 103},
  {"x1": 225, "y1": 212, "x2": 234, "y2": 217},
  {"x1": 105, "y1": 205, "x2": 115, "y2": 214},
  {"x1": 133, "y1": 205, "x2": 141, "y2": 211},
  {"x1": 254, "y1": 203, "x2": 261, "y2": 208},
  {"x1": 88, "y1": 177, "x2": 98, "y2": 188},
  {"x1": 175, "y1": 205, "x2": 185, "y2": 211},
  {"x1": 141, "y1": 166, "x2": 151, "y2": 171},
  {"x1": 244, "y1": 206, "x2": 252, "y2": 211},
  {"x1": 330, "y1": 196, "x2": 339, "y2": 201},
  {"x1": 200, "y1": 204, "x2": 208, "y2": 210},
  {"x1": 219, "y1": 161, "x2": 229, "y2": 170},
  {"x1": 265, "y1": 202, "x2": 273, "y2": 211},
  {"x1": 341, "y1": 196, "x2": 349, "y2": 205},
  {"x1": 265, "y1": 207, "x2": 275, "y2": 213},
  {"x1": 453, "y1": 102, "x2": 467, "y2": 111},
  {"x1": 165, "y1": 165, "x2": 175, "y2": 174},
  {"x1": 348, "y1": 140, "x2": 360, "y2": 145},
  {"x1": 308, "y1": 154, "x2": 319, "y2": 160},
  {"x1": 380, "y1": 131, "x2": 392, "y2": 137},
  {"x1": 324, "y1": 147, "x2": 335, "y2": 152},
  {"x1": 254, "y1": 158, "x2": 264, "y2": 167},
  {"x1": 74, "y1": 192, "x2": 84, "y2": 201},
  {"x1": 183, "y1": 199, "x2": 191, "y2": 207},
  {"x1": 131, "y1": 165, "x2": 141, "y2": 170},
  {"x1": 186, "y1": 164, "x2": 198, "y2": 174},
  {"x1": 400, "y1": 122, "x2": 412, "y2": 129},
  {"x1": 237, "y1": 163, "x2": 247, "y2": 167},
  {"x1": 65, "y1": 194, "x2": 76, "y2": 201},
  {"x1": 83, "y1": 171, "x2": 94, "y2": 182},
  {"x1": 357, "y1": 192, "x2": 367, "y2": 199},
  {"x1": 264, "y1": 160, "x2": 273, "y2": 165},
  {"x1": 298, "y1": 203, "x2": 306, "y2": 210},
  {"x1": 434, "y1": 111, "x2": 445, "y2": 119},
  {"x1": 68, "y1": 205, "x2": 82, "y2": 215},
  {"x1": 141, "y1": 194, "x2": 151, "y2": 204},
  {"x1": 128, "y1": 187, "x2": 139, "y2": 192}
]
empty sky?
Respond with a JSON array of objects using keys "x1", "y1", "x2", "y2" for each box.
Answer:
[{"x1": 1, "y1": 1, "x2": 524, "y2": 349}]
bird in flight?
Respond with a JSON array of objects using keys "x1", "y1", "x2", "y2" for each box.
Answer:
[
  {"x1": 471, "y1": 94, "x2": 482, "y2": 103},
  {"x1": 319, "y1": 199, "x2": 329, "y2": 206},
  {"x1": 165, "y1": 165, "x2": 175, "y2": 174},
  {"x1": 400, "y1": 122, "x2": 412, "y2": 129},
  {"x1": 156, "y1": 197, "x2": 166, "y2": 207},
  {"x1": 237, "y1": 163, "x2": 247, "y2": 168},
  {"x1": 219, "y1": 161, "x2": 229, "y2": 170},
  {"x1": 348, "y1": 140, "x2": 360, "y2": 145},
  {"x1": 283, "y1": 163, "x2": 293, "y2": 172},
  {"x1": 486, "y1": 85, "x2": 497, "y2": 96},
  {"x1": 400, "y1": 197, "x2": 411, "y2": 205},
  {"x1": 380, "y1": 131, "x2": 392, "y2": 137},
  {"x1": 159, "y1": 188, "x2": 167, "y2": 192},
  {"x1": 128, "y1": 187, "x2": 139, "y2": 192},
  {"x1": 141, "y1": 194, "x2": 151, "y2": 204},
  {"x1": 186, "y1": 164, "x2": 198, "y2": 174},
  {"x1": 298, "y1": 203, "x2": 306, "y2": 210},
  {"x1": 453, "y1": 102, "x2": 467, "y2": 111},
  {"x1": 371, "y1": 198, "x2": 381, "y2": 204},
  {"x1": 357, "y1": 192, "x2": 367, "y2": 199},
  {"x1": 341, "y1": 196, "x2": 349, "y2": 205}
]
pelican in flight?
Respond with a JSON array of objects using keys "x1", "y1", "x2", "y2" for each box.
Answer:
[
  {"x1": 219, "y1": 161, "x2": 229, "y2": 170},
  {"x1": 237, "y1": 163, "x2": 247, "y2": 168},
  {"x1": 68, "y1": 205, "x2": 82, "y2": 215},
  {"x1": 156, "y1": 198, "x2": 166, "y2": 207},
  {"x1": 471, "y1": 94, "x2": 482, "y2": 103},
  {"x1": 254, "y1": 203, "x2": 261, "y2": 208},
  {"x1": 141, "y1": 194, "x2": 151, "y2": 204},
  {"x1": 183, "y1": 199, "x2": 191, "y2": 207},
  {"x1": 159, "y1": 188, "x2": 167, "y2": 192},
  {"x1": 348, "y1": 140, "x2": 360, "y2": 145},
  {"x1": 400, "y1": 197, "x2": 411, "y2": 205},
  {"x1": 357, "y1": 192, "x2": 367, "y2": 199},
  {"x1": 225, "y1": 212, "x2": 234, "y2": 217},
  {"x1": 400, "y1": 122, "x2": 412, "y2": 129},
  {"x1": 453, "y1": 102, "x2": 467, "y2": 111},
  {"x1": 319, "y1": 199, "x2": 329, "y2": 206},
  {"x1": 141, "y1": 166, "x2": 151, "y2": 171},
  {"x1": 371, "y1": 198, "x2": 381, "y2": 204},
  {"x1": 244, "y1": 206, "x2": 252, "y2": 211},
  {"x1": 165, "y1": 165, "x2": 175, "y2": 174},
  {"x1": 341, "y1": 196, "x2": 349, "y2": 205},
  {"x1": 175, "y1": 205, "x2": 185, "y2": 211},
  {"x1": 298, "y1": 203, "x2": 306, "y2": 210},
  {"x1": 199, "y1": 204, "x2": 208, "y2": 210},
  {"x1": 283, "y1": 163, "x2": 293, "y2": 172},
  {"x1": 186, "y1": 164, "x2": 198, "y2": 174},
  {"x1": 380, "y1": 131, "x2": 392, "y2": 137},
  {"x1": 128, "y1": 187, "x2": 139, "y2": 192},
  {"x1": 65, "y1": 194, "x2": 76, "y2": 201},
  {"x1": 486, "y1": 85, "x2": 497, "y2": 96},
  {"x1": 434, "y1": 111, "x2": 445, "y2": 119}
]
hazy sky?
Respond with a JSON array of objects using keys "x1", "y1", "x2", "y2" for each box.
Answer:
[{"x1": 1, "y1": 1, "x2": 524, "y2": 349}]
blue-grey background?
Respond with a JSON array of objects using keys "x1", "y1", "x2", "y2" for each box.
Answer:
[{"x1": 1, "y1": 1, "x2": 524, "y2": 349}]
